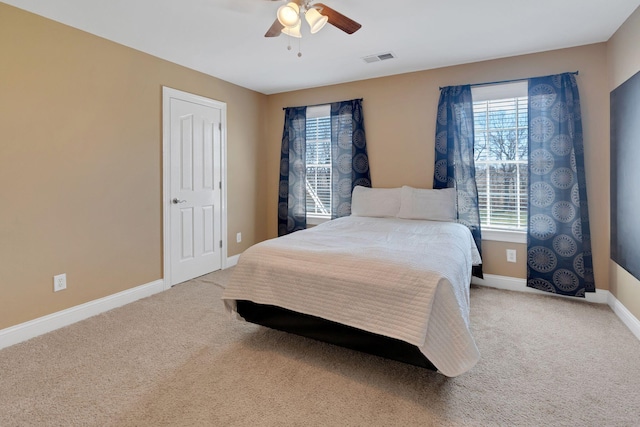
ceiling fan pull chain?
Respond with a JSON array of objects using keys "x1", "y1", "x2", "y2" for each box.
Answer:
[{"x1": 298, "y1": 36, "x2": 302, "y2": 58}]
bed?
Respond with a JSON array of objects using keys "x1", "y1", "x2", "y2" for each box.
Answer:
[{"x1": 222, "y1": 188, "x2": 482, "y2": 376}]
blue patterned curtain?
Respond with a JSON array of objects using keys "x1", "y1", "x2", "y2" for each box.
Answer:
[
  {"x1": 330, "y1": 99, "x2": 372, "y2": 218},
  {"x1": 278, "y1": 106, "x2": 307, "y2": 236},
  {"x1": 279, "y1": 100, "x2": 371, "y2": 233},
  {"x1": 527, "y1": 73, "x2": 595, "y2": 296},
  {"x1": 434, "y1": 85, "x2": 483, "y2": 278}
]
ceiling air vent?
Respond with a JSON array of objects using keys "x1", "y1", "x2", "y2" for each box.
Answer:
[{"x1": 362, "y1": 52, "x2": 396, "y2": 63}]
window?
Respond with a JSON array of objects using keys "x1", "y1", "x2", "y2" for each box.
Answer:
[
  {"x1": 305, "y1": 105, "x2": 332, "y2": 220},
  {"x1": 472, "y1": 82, "x2": 528, "y2": 236}
]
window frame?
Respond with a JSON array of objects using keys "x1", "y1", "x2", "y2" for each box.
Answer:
[
  {"x1": 305, "y1": 105, "x2": 332, "y2": 222},
  {"x1": 472, "y1": 81, "x2": 529, "y2": 242}
]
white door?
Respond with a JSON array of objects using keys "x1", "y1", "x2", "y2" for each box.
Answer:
[{"x1": 163, "y1": 88, "x2": 225, "y2": 287}]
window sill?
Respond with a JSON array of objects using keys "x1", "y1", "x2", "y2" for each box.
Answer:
[
  {"x1": 482, "y1": 229, "x2": 526, "y2": 244},
  {"x1": 307, "y1": 216, "x2": 330, "y2": 226}
]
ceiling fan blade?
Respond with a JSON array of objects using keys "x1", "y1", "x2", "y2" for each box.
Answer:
[
  {"x1": 265, "y1": 18, "x2": 284, "y2": 37},
  {"x1": 314, "y1": 3, "x2": 362, "y2": 34}
]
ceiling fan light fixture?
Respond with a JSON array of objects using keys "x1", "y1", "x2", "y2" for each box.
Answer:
[
  {"x1": 281, "y1": 20, "x2": 302, "y2": 38},
  {"x1": 305, "y1": 8, "x2": 328, "y2": 34},
  {"x1": 277, "y1": 2, "x2": 300, "y2": 27}
]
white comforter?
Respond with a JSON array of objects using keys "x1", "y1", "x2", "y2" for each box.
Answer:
[{"x1": 222, "y1": 216, "x2": 482, "y2": 377}]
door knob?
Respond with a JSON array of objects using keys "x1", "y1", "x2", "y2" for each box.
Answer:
[{"x1": 172, "y1": 198, "x2": 187, "y2": 204}]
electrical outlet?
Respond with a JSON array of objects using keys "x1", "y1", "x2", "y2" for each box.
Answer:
[
  {"x1": 236, "y1": 232, "x2": 242, "y2": 243},
  {"x1": 53, "y1": 273, "x2": 67, "y2": 292},
  {"x1": 506, "y1": 249, "x2": 517, "y2": 263}
]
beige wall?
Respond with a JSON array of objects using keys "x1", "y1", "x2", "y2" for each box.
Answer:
[
  {"x1": 0, "y1": 4, "x2": 268, "y2": 329},
  {"x1": 607, "y1": 6, "x2": 640, "y2": 319},
  {"x1": 3, "y1": 1, "x2": 638, "y2": 332},
  {"x1": 266, "y1": 44, "x2": 609, "y2": 289}
]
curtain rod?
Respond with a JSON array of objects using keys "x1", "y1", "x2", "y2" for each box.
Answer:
[
  {"x1": 439, "y1": 71, "x2": 579, "y2": 90},
  {"x1": 282, "y1": 98, "x2": 363, "y2": 110}
]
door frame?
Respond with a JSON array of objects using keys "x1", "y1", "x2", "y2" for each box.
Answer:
[{"x1": 162, "y1": 86, "x2": 228, "y2": 289}]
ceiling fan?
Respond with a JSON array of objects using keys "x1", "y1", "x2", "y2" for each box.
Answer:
[{"x1": 264, "y1": 0, "x2": 362, "y2": 38}]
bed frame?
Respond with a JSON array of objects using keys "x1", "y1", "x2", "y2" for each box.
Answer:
[{"x1": 236, "y1": 300, "x2": 437, "y2": 370}]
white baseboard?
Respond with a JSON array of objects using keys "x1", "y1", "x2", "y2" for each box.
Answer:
[
  {"x1": 608, "y1": 293, "x2": 640, "y2": 341},
  {"x1": 4, "y1": 270, "x2": 637, "y2": 351},
  {"x1": 226, "y1": 254, "x2": 240, "y2": 268},
  {"x1": 471, "y1": 274, "x2": 610, "y2": 304},
  {"x1": 473, "y1": 274, "x2": 640, "y2": 341},
  {"x1": 0, "y1": 279, "x2": 165, "y2": 351}
]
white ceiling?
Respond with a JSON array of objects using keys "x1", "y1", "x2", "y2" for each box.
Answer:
[{"x1": 3, "y1": 0, "x2": 640, "y2": 94}]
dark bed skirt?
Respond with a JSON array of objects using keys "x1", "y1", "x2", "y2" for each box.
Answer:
[{"x1": 236, "y1": 300, "x2": 437, "y2": 370}]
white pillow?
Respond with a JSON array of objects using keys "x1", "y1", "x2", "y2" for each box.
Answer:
[
  {"x1": 351, "y1": 186, "x2": 402, "y2": 218},
  {"x1": 396, "y1": 186, "x2": 457, "y2": 221}
]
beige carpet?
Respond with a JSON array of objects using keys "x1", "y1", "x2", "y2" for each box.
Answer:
[{"x1": 1, "y1": 268, "x2": 639, "y2": 426}]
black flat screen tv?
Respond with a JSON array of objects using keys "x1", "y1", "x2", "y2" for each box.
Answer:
[{"x1": 611, "y1": 70, "x2": 640, "y2": 281}]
